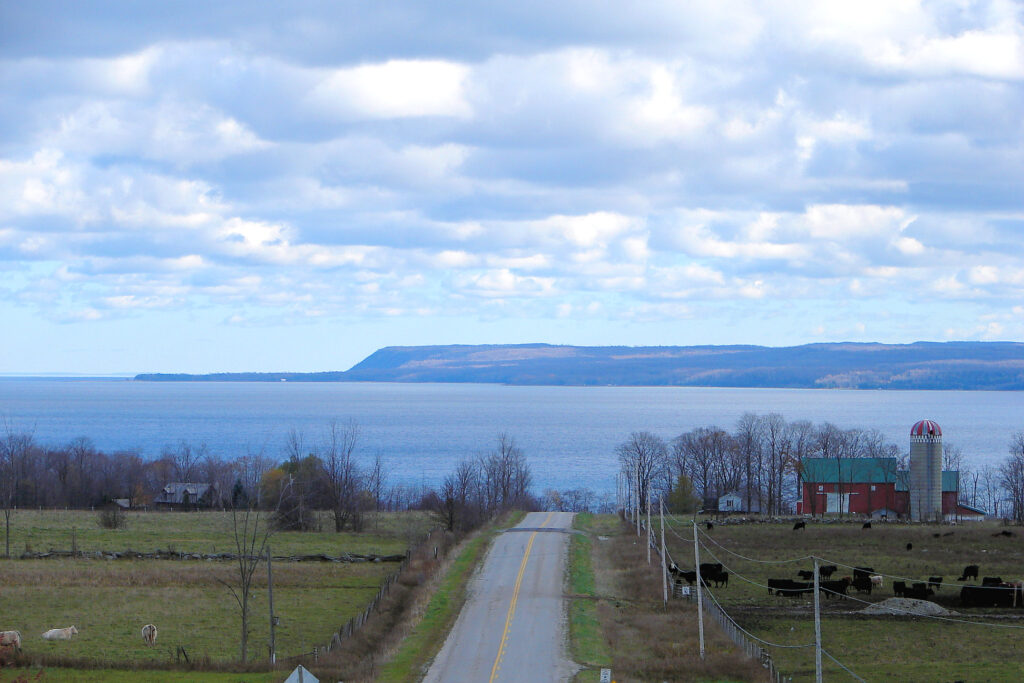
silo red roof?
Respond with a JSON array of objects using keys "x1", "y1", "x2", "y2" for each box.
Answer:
[{"x1": 911, "y1": 419, "x2": 942, "y2": 437}]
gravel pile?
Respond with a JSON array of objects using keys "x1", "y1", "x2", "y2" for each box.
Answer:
[{"x1": 861, "y1": 597, "x2": 957, "y2": 616}]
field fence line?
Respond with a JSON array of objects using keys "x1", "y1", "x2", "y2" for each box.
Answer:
[
  {"x1": 309, "y1": 525, "x2": 447, "y2": 659},
  {"x1": 18, "y1": 548, "x2": 408, "y2": 563},
  {"x1": 637, "y1": 513, "x2": 795, "y2": 683}
]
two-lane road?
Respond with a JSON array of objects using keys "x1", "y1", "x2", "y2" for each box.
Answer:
[{"x1": 423, "y1": 511, "x2": 578, "y2": 682}]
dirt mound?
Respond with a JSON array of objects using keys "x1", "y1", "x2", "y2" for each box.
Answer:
[{"x1": 861, "y1": 597, "x2": 957, "y2": 616}]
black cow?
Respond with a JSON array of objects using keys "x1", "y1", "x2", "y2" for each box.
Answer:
[
  {"x1": 699, "y1": 563, "x2": 723, "y2": 576},
  {"x1": 852, "y1": 576, "x2": 873, "y2": 594},
  {"x1": 709, "y1": 570, "x2": 729, "y2": 587},
  {"x1": 677, "y1": 570, "x2": 697, "y2": 585},
  {"x1": 906, "y1": 542, "x2": 913, "y2": 551},
  {"x1": 706, "y1": 521, "x2": 714, "y2": 530},
  {"x1": 993, "y1": 530, "x2": 1014, "y2": 537},
  {"x1": 982, "y1": 576, "x2": 1004, "y2": 586},
  {"x1": 862, "y1": 522, "x2": 871, "y2": 529},
  {"x1": 768, "y1": 579, "x2": 812, "y2": 597},
  {"x1": 904, "y1": 585, "x2": 935, "y2": 600},
  {"x1": 793, "y1": 521, "x2": 806, "y2": 530},
  {"x1": 819, "y1": 565, "x2": 837, "y2": 579},
  {"x1": 958, "y1": 564, "x2": 979, "y2": 581},
  {"x1": 893, "y1": 581, "x2": 906, "y2": 597},
  {"x1": 853, "y1": 567, "x2": 875, "y2": 580},
  {"x1": 797, "y1": 570, "x2": 814, "y2": 580},
  {"x1": 961, "y1": 584, "x2": 1016, "y2": 608},
  {"x1": 820, "y1": 578, "x2": 851, "y2": 599},
  {"x1": 928, "y1": 576, "x2": 943, "y2": 591}
]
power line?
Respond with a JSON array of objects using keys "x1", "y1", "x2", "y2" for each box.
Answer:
[
  {"x1": 817, "y1": 586, "x2": 1024, "y2": 630},
  {"x1": 809, "y1": 556, "x2": 1006, "y2": 591},
  {"x1": 694, "y1": 525, "x2": 814, "y2": 565}
]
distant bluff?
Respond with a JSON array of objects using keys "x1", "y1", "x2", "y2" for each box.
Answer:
[{"x1": 135, "y1": 341, "x2": 1024, "y2": 390}]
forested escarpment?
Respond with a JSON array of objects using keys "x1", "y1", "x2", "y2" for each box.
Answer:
[{"x1": 136, "y1": 341, "x2": 1024, "y2": 389}]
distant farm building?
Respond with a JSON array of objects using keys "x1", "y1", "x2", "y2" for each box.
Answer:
[
  {"x1": 717, "y1": 491, "x2": 762, "y2": 514},
  {"x1": 153, "y1": 482, "x2": 218, "y2": 510},
  {"x1": 797, "y1": 419, "x2": 985, "y2": 520}
]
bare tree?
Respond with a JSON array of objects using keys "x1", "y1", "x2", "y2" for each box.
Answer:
[
  {"x1": 219, "y1": 503, "x2": 274, "y2": 663},
  {"x1": 734, "y1": 413, "x2": 764, "y2": 513},
  {"x1": 1000, "y1": 432, "x2": 1024, "y2": 521},
  {"x1": 979, "y1": 463, "x2": 1003, "y2": 518},
  {"x1": 617, "y1": 431, "x2": 668, "y2": 513},
  {"x1": 165, "y1": 440, "x2": 202, "y2": 482},
  {"x1": 321, "y1": 420, "x2": 363, "y2": 532},
  {"x1": 480, "y1": 433, "x2": 532, "y2": 512}
]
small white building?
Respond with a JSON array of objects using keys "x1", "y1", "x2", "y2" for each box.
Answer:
[{"x1": 718, "y1": 492, "x2": 742, "y2": 512}]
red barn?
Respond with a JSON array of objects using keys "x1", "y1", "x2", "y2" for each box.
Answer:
[{"x1": 796, "y1": 457, "x2": 966, "y2": 519}]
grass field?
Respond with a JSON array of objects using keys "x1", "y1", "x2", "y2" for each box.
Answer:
[
  {"x1": 2, "y1": 509, "x2": 433, "y2": 557},
  {"x1": 661, "y1": 515, "x2": 1024, "y2": 681},
  {"x1": 0, "y1": 509, "x2": 437, "y2": 680}
]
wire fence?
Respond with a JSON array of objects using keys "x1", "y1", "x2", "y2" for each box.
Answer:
[
  {"x1": 314, "y1": 526, "x2": 446, "y2": 658},
  {"x1": 635, "y1": 512, "x2": 796, "y2": 682},
  {"x1": 700, "y1": 586, "x2": 795, "y2": 683}
]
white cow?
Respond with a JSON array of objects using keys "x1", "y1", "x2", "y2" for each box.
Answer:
[
  {"x1": 0, "y1": 630, "x2": 21, "y2": 650},
  {"x1": 41, "y1": 626, "x2": 78, "y2": 641},
  {"x1": 141, "y1": 624, "x2": 157, "y2": 647},
  {"x1": 870, "y1": 574, "x2": 884, "y2": 588}
]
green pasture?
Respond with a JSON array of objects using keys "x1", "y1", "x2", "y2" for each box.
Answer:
[
  {"x1": 0, "y1": 670, "x2": 280, "y2": 682},
  {"x1": 659, "y1": 516, "x2": 1024, "y2": 681},
  {"x1": 752, "y1": 615, "x2": 1024, "y2": 682},
  {"x1": 0, "y1": 509, "x2": 434, "y2": 557},
  {"x1": 664, "y1": 516, "x2": 1024, "y2": 609},
  {"x1": 0, "y1": 558, "x2": 391, "y2": 664}
]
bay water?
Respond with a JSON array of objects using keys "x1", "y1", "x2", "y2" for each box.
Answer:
[{"x1": 1, "y1": 379, "x2": 1022, "y2": 496}]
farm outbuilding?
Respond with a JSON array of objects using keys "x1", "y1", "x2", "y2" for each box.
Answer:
[
  {"x1": 153, "y1": 482, "x2": 218, "y2": 510},
  {"x1": 796, "y1": 458, "x2": 964, "y2": 518}
]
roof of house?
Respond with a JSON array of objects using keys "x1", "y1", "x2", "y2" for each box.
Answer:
[
  {"x1": 155, "y1": 482, "x2": 213, "y2": 504},
  {"x1": 800, "y1": 458, "x2": 958, "y2": 491}
]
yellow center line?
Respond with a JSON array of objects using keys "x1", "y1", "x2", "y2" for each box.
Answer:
[{"x1": 488, "y1": 512, "x2": 555, "y2": 682}]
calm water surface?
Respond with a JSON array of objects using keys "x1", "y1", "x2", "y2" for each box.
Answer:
[{"x1": 1, "y1": 380, "x2": 1022, "y2": 495}]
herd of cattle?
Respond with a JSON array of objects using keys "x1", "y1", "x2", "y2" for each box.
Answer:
[
  {"x1": 669, "y1": 561, "x2": 1024, "y2": 608},
  {"x1": 0, "y1": 624, "x2": 158, "y2": 653}
]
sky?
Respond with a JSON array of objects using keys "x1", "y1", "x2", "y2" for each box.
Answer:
[{"x1": 1, "y1": 1, "x2": 1023, "y2": 374}]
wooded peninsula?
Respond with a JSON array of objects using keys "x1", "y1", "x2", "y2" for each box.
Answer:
[{"x1": 134, "y1": 341, "x2": 1024, "y2": 390}]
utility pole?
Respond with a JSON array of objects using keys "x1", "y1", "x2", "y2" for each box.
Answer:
[
  {"x1": 646, "y1": 492, "x2": 652, "y2": 564},
  {"x1": 267, "y1": 545, "x2": 276, "y2": 665},
  {"x1": 693, "y1": 520, "x2": 705, "y2": 659},
  {"x1": 660, "y1": 498, "x2": 668, "y2": 606},
  {"x1": 813, "y1": 557, "x2": 822, "y2": 683},
  {"x1": 635, "y1": 467, "x2": 641, "y2": 536}
]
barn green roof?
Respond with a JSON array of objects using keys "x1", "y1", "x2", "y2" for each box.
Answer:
[
  {"x1": 799, "y1": 458, "x2": 959, "y2": 492},
  {"x1": 799, "y1": 457, "x2": 900, "y2": 483}
]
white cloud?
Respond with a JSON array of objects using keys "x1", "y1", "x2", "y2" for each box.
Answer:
[{"x1": 307, "y1": 59, "x2": 472, "y2": 119}]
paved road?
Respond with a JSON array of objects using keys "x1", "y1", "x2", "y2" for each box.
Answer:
[{"x1": 423, "y1": 511, "x2": 578, "y2": 683}]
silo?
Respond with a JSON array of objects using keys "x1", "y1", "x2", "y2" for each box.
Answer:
[{"x1": 910, "y1": 420, "x2": 943, "y2": 522}]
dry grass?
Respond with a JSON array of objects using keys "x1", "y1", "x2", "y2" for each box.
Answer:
[
  {"x1": 581, "y1": 516, "x2": 769, "y2": 683},
  {"x1": 297, "y1": 527, "x2": 460, "y2": 682}
]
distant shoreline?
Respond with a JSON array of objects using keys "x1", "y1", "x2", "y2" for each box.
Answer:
[{"x1": 129, "y1": 341, "x2": 1024, "y2": 390}]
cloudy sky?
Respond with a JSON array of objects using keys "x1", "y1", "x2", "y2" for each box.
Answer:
[{"x1": 2, "y1": 1, "x2": 1023, "y2": 374}]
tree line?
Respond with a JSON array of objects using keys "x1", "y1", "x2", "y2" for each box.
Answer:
[{"x1": 616, "y1": 412, "x2": 1024, "y2": 521}]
